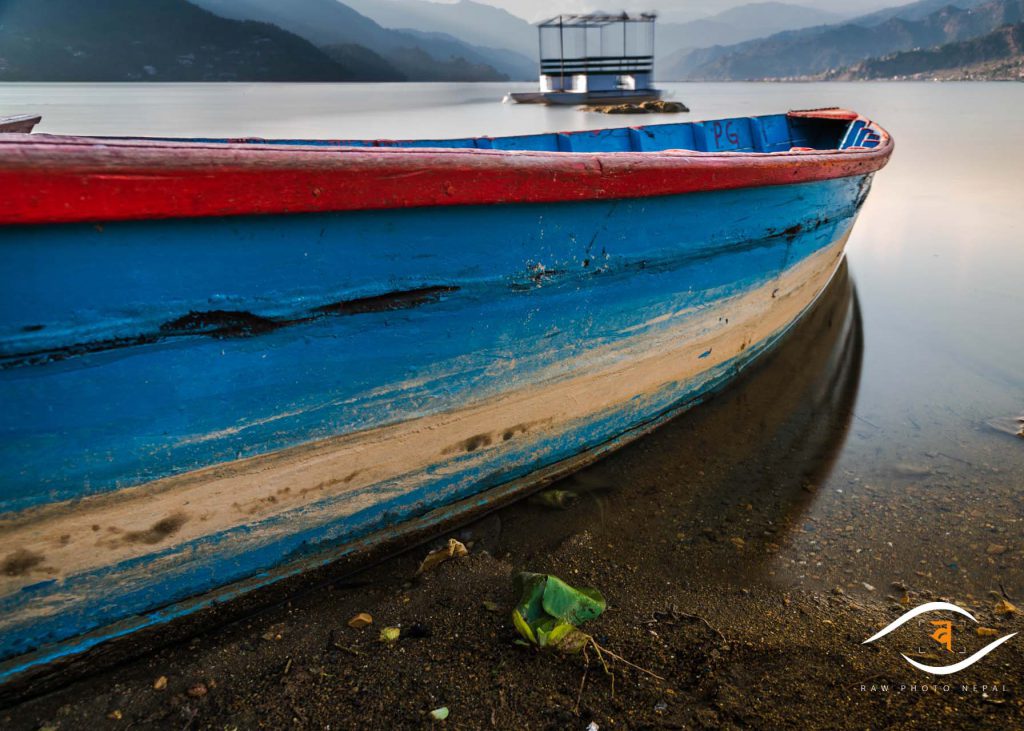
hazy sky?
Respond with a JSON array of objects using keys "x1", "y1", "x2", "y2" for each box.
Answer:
[{"x1": 446, "y1": 0, "x2": 899, "y2": 22}]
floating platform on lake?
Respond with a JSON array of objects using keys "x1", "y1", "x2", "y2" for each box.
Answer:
[
  {"x1": 0, "y1": 108, "x2": 891, "y2": 684},
  {"x1": 509, "y1": 13, "x2": 665, "y2": 106}
]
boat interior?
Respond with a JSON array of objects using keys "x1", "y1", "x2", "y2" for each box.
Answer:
[{"x1": 169, "y1": 112, "x2": 883, "y2": 154}]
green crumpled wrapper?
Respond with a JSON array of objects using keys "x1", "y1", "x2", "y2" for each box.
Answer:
[{"x1": 511, "y1": 572, "x2": 606, "y2": 653}]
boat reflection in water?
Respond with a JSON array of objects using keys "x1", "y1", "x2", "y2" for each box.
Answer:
[{"x1": 490, "y1": 258, "x2": 863, "y2": 581}]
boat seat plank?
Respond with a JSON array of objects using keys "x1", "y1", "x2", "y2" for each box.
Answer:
[
  {"x1": 696, "y1": 118, "x2": 757, "y2": 153},
  {"x1": 751, "y1": 114, "x2": 794, "y2": 152},
  {"x1": 627, "y1": 124, "x2": 697, "y2": 152},
  {"x1": 485, "y1": 133, "x2": 560, "y2": 151}
]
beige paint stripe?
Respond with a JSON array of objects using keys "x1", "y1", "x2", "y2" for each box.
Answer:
[{"x1": 0, "y1": 234, "x2": 848, "y2": 596}]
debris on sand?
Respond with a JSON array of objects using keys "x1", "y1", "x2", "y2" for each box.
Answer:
[
  {"x1": 511, "y1": 570, "x2": 662, "y2": 715},
  {"x1": 584, "y1": 100, "x2": 689, "y2": 114},
  {"x1": 994, "y1": 598, "x2": 1017, "y2": 615},
  {"x1": 429, "y1": 706, "x2": 450, "y2": 721},
  {"x1": 528, "y1": 489, "x2": 579, "y2": 510},
  {"x1": 347, "y1": 612, "x2": 373, "y2": 629},
  {"x1": 512, "y1": 572, "x2": 605, "y2": 651},
  {"x1": 416, "y1": 538, "x2": 469, "y2": 575},
  {"x1": 380, "y1": 626, "x2": 401, "y2": 643},
  {"x1": 153, "y1": 675, "x2": 168, "y2": 690}
]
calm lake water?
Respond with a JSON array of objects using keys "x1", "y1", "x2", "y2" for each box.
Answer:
[{"x1": 1, "y1": 81, "x2": 1022, "y2": 599}]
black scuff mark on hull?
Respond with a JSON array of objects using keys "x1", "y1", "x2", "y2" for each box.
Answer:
[
  {"x1": 3, "y1": 285, "x2": 460, "y2": 369},
  {"x1": 161, "y1": 310, "x2": 291, "y2": 338},
  {"x1": 315, "y1": 286, "x2": 458, "y2": 315}
]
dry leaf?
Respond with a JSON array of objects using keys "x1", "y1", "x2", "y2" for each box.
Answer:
[{"x1": 416, "y1": 538, "x2": 468, "y2": 575}]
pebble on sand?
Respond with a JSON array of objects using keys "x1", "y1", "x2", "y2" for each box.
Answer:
[{"x1": 348, "y1": 612, "x2": 373, "y2": 629}]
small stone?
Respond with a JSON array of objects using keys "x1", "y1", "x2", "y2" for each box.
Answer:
[
  {"x1": 348, "y1": 612, "x2": 373, "y2": 629},
  {"x1": 986, "y1": 544, "x2": 1008, "y2": 556},
  {"x1": 153, "y1": 675, "x2": 168, "y2": 690},
  {"x1": 429, "y1": 706, "x2": 449, "y2": 721},
  {"x1": 187, "y1": 683, "x2": 207, "y2": 698},
  {"x1": 380, "y1": 626, "x2": 401, "y2": 643},
  {"x1": 862, "y1": 582, "x2": 876, "y2": 592},
  {"x1": 729, "y1": 536, "x2": 745, "y2": 549},
  {"x1": 107, "y1": 710, "x2": 122, "y2": 720}
]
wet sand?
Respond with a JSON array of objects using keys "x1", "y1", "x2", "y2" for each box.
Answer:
[{"x1": 4, "y1": 262, "x2": 1021, "y2": 729}]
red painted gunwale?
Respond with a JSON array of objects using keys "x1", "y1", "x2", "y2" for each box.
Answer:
[{"x1": 0, "y1": 113, "x2": 892, "y2": 226}]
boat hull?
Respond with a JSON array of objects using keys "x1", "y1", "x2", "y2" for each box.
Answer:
[
  {"x1": 0, "y1": 170, "x2": 872, "y2": 679},
  {"x1": 0, "y1": 115, "x2": 41, "y2": 134}
]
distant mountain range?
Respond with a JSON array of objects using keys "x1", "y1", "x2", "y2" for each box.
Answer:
[
  {"x1": 344, "y1": 0, "x2": 537, "y2": 61},
  {"x1": 1, "y1": 0, "x2": 1019, "y2": 83},
  {"x1": 190, "y1": 0, "x2": 532, "y2": 80},
  {"x1": 657, "y1": 3, "x2": 844, "y2": 58},
  {"x1": 831, "y1": 21, "x2": 1024, "y2": 79},
  {"x1": 664, "y1": 0, "x2": 1024, "y2": 79},
  {"x1": 0, "y1": 0, "x2": 354, "y2": 82}
]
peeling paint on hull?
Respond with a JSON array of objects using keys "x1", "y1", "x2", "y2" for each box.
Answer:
[{"x1": 1, "y1": 171, "x2": 871, "y2": 682}]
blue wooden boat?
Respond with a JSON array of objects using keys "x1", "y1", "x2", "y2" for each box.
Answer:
[{"x1": 0, "y1": 108, "x2": 891, "y2": 682}]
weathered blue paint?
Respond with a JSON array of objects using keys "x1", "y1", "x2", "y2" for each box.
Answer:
[
  {"x1": 0, "y1": 176, "x2": 867, "y2": 508},
  {"x1": 0, "y1": 170, "x2": 872, "y2": 678}
]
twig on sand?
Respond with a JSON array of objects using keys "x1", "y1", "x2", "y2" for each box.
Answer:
[
  {"x1": 648, "y1": 604, "x2": 728, "y2": 643},
  {"x1": 675, "y1": 610, "x2": 727, "y2": 643},
  {"x1": 574, "y1": 645, "x2": 591, "y2": 715},
  {"x1": 573, "y1": 635, "x2": 663, "y2": 715},
  {"x1": 331, "y1": 641, "x2": 361, "y2": 656},
  {"x1": 590, "y1": 639, "x2": 665, "y2": 681}
]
